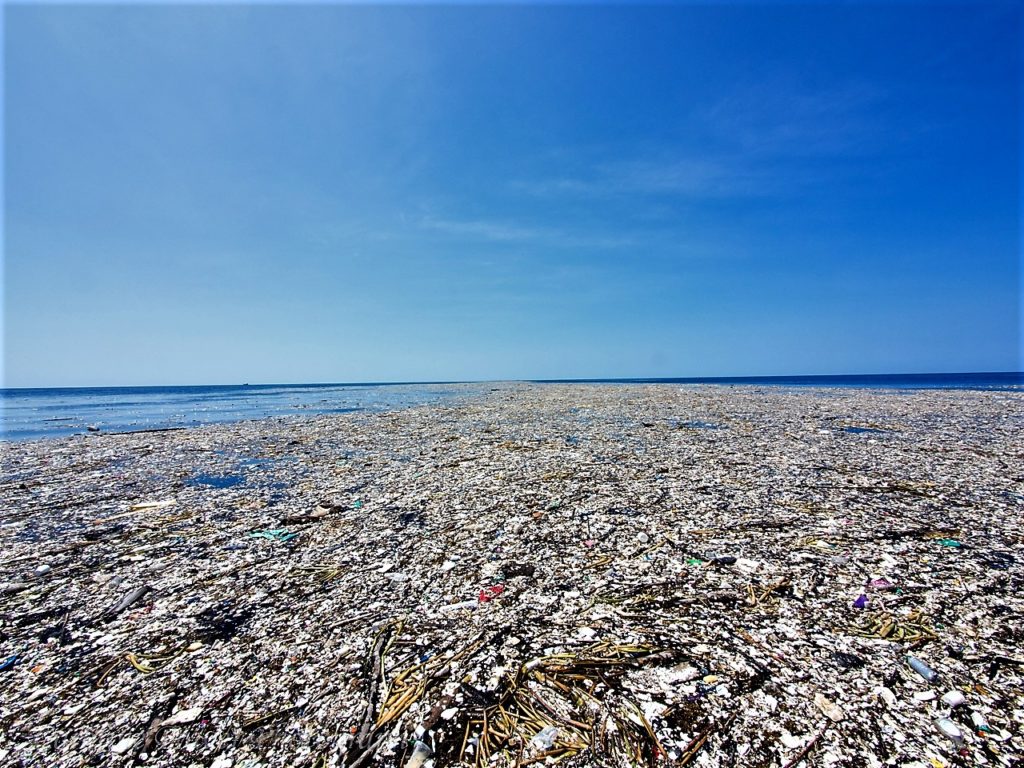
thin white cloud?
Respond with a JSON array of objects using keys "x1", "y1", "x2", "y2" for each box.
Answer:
[
  {"x1": 420, "y1": 217, "x2": 548, "y2": 242},
  {"x1": 513, "y1": 157, "x2": 803, "y2": 200},
  {"x1": 418, "y1": 216, "x2": 634, "y2": 249},
  {"x1": 513, "y1": 76, "x2": 886, "y2": 201},
  {"x1": 697, "y1": 78, "x2": 884, "y2": 156}
]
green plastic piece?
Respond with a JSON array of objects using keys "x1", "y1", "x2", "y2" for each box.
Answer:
[{"x1": 248, "y1": 528, "x2": 298, "y2": 542}]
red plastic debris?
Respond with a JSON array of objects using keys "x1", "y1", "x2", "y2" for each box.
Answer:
[{"x1": 478, "y1": 584, "x2": 505, "y2": 602}]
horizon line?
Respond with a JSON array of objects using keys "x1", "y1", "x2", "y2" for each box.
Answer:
[{"x1": 2, "y1": 369, "x2": 1022, "y2": 392}]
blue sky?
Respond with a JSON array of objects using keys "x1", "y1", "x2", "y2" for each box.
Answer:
[{"x1": 4, "y1": 2, "x2": 1021, "y2": 386}]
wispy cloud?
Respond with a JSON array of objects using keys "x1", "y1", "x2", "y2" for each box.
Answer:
[
  {"x1": 697, "y1": 78, "x2": 884, "y2": 156},
  {"x1": 515, "y1": 157, "x2": 790, "y2": 200},
  {"x1": 418, "y1": 216, "x2": 634, "y2": 249},
  {"x1": 420, "y1": 217, "x2": 549, "y2": 243},
  {"x1": 514, "y1": 77, "x2": 886, "y2": 202}
]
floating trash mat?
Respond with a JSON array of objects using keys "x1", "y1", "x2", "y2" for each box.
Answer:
[
  {"x1": 238, "y1": 457, "x2": 275, "y2": 468},
  {"x1": 978, "y1": 551, "x2": 1016, "y2": 570},
  {"x1": 0, "y1": 382, "x2": 1021, "y2": 768},
  {"x1": 348, "y1": 626, "x2": 746, "y2": 768},
  {"x1": 851, "y1": 610, "x2": 938, "y2": 643}
]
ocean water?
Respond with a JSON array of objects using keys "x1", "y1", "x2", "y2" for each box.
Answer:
[
  {"x1": 0, "y1": 382, "x2": 465, "y2": 441},
  {"x1": 536, "y1": 371, "x2": 1024, "y2": 390},
  {"x1": 1, "y1": 373, "x2": 1020, "y2": 442}
]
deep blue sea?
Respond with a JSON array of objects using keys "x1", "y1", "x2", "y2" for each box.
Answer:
[
  {"x1": 534, "y1": 372, "x2": 1024, "y2": 389},
  {"x1": 1, "y1": 373, "x2": 1020, "y2": 441}
]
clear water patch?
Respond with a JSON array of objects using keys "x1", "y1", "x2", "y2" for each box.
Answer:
[
  {"x1": 186, "y1": 474, "x2": 246, "y2": 489},
  {"x1": 842, "y1": 426, "x2": 889, "y2": 435}
]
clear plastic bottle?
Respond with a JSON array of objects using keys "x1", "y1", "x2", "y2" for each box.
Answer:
[
  {"x1": 405, "y1": 740, "x2": 432, "y2": 768},
  {"x1": 439, "y1": 600, "x2": 478, "y2": 613},
  {"x1": 971, "y1": 711, "x2": 992, "y2": 733},
  {"x1": 940, "y1": 690, "x2": 966, "y2": 708},
  {"x1": 907, "y1": 655, "x2": 938, "y2": 682},
  {"x1": 935, "y1": 717, "x2": 964, "y2": 746}
]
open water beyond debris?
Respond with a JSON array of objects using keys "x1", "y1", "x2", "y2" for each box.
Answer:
[
  {"x1": 1, "y1": 373, "x2": 1020, "y2": 441},
  {"x1": 0, "y1": 383, "x2": 466, "y2": 441}
]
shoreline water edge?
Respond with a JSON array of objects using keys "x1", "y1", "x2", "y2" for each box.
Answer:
[{"x1": 0, "y1": 383, "x2": 1022, "y2": 767}]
